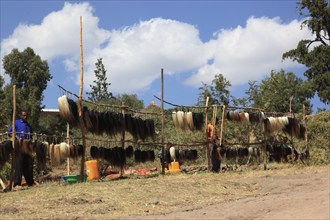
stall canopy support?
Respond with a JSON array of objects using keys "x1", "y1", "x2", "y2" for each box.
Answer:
[{"x1": 9, "y1": 85, "x2": 16, "y2": 191}]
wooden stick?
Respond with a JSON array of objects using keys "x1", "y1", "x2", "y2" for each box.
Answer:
[
  {"x1": 78, "y1": 16, "x2": 87, "y2": 182},
  {"x1": 9, "y1": 85, "x2": 16, "y2": 191},
  {"x1": 212, "y1": 105, "x2": 217, "y2": 126},
  {"x1": 263, "y1": 128, "x2": 268, "y2": 171},
  {"x1": 120, "y1": 102, "x2": 126, "y2": 176},
  {"x1": 153, "y1": 95, "x2": 265, "y2": 111},
  {"x1": 66, "y1": 123, "x2": 70, "y2": 176},
  {"x1": 219, "y1": 105, "x2": 226, "y2": 146},
  {"x1": 204, "y1": 97, "x2": 210, "y2": 171},
  {"x1": 154, "y1": 95, "x2": 211, "y2": 109},
  {"x1": 161, "y1": 69, "x2": 165, "y2": 174}
]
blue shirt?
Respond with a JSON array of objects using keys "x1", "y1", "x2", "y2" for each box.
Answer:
[{"x1": 8, "y1": 119, "x2": 33, "y2": 140}]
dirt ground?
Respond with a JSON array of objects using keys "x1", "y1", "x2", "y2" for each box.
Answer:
[
  {"x1": 128, "y1": 166, "x2": 330, "y2": 220},
  {"x1": 1, "y1": 164, "x2": 329, "y2": 220}
]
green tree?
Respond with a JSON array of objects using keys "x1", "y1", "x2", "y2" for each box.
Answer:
[
  {"x1": 211, "y1": 74, "x2": 231, "y2": 106},
  {"x1": 0, "y1": 74, "x2": 5, "y2": 129},
  {"x1": 113, "y1": 94, "x2": 144, "y2": 110},
  {"x1": 87, "y1": 58, "x2": 113, "y2": 102},
  {"x1": 197, "y1": 82, "x2": 213, "y2": 106},
  {"x1": 2, "y1": 47, "x2": 52, "y2": 130},
  {"x1": 245, "y1": 80, "x2": 263, "y2": 108},
  {"x1": 258, "y1": 70, "x2": 313, "y2": 113},
  {"x1": 197, "y1": 73, "x2": 231, "y2": 106},
  {"x1": 282, "y1": 0, "x2": 330, "y2": 104}
]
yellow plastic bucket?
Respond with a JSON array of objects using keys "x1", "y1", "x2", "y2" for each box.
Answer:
[
  {"x1": 170, "y1": 162, "x2": 180, "y2": 170},
  {"x1": 168, "y1": 162, "x2": 181, "y2": 174},
  {"x1": 85, "y1": 160, "x2": 100, "y2": 180}
]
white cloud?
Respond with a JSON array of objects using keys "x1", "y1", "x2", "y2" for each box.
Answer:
[
  {"x1": 2, "y1": 2, "x2": 108, "y2": 59},
  {"x1": 63, "y1": 58, "x2": 79, "y2": 72},
  {"x1": 83, "y1": 18, "x2": 209, "y2": 93},
  {"x1": 0, "y1": 2, "x2": 110, "y2": 80},
  {"x1": 1, "y1": 2, "x2": 313, "y2": 96},
  {"x1": 184, "y1": 16, "x2": 313, "y2": 87}
]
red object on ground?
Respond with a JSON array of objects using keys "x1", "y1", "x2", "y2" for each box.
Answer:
[{"x1": 136, "y1": 169, "x2": 149, "y2": 175}]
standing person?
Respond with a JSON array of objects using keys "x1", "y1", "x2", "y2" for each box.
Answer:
[
  {"x1": 8, "y1": 111, "x2": 35, "y2": 187},
  {"x1": 207, "y1": 118, "x2": 221, "y2": 172}
]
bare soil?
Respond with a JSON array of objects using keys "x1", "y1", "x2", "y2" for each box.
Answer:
[
  {"x1": 0, "y1": 164, "x2": 329, "y2": 220},
  {"x1": 136, "y1": 166, "x2": 330, "y2": 220}
]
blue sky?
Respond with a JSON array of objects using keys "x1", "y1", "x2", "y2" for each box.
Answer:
[{"x1": 1, "y1": 0, "x2": 328, "y2": 112}]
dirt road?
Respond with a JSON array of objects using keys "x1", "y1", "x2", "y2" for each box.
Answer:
[
  {"x1": 1, "y1": 165, "x2": 329, "y2": 220},
  {"x1": 136, "y1": 167, "x2": 330, "y2": 220}
]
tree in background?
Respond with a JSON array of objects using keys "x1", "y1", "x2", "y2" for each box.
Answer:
[
  {"x1": 250, "y1": 70, "x2": 314, "y2": 113},
  {"x1": 2, "y1": 47, "x2": 52, "y2": 130},
  {"x1": 245, "y1": 80, "x2": 263, "y2": 108},
  {"x1": 0, "y1": 75, "x2": 5, "y2": 129},
  {"x1": 197, "y1": 73, "x2": 231, "y2": 106},
  {"x1": 283, "y1": 0, "x2": 330, "y2": 104},
  {"x1": 112, "y1": 94, "x2": 144, "y2": 110},
  {"x1": 197, "y1": 82, "x2": 213, "y2": 106},
  {"x1": 86, "y1": 58, "x2": 144, "y2": 109},
  {"x1": 87, "y1": 58, "x2": 113, "y2": 102},
  {"x1": 211, "y1": 74, "x2": 231, "y2": 106}
]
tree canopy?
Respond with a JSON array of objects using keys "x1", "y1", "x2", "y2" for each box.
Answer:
[
  {"x1": 248, "y1": 70, "x2": 314, "y2": 113},
  {"x1": 86, "y1": 57, "x2": 144, "y2": 110},
  {"x1": 0, "y1": 75, "x2": 5, "y2": 127},
  {"x1": 112, "y1": 94, "x2": 144, "y2": 110},
  {"x1": 283, "y1": 0, "x2": 330, "y2": 104},
  {"x1": 197, "y1": 73, "x2": 231, "y2": 106},
  {"x1": 87, "y1": 58, "x2": 113, "y2": 102},
  {"x1": 1, "y1": 47, "x2": 52, "y2": 130}
]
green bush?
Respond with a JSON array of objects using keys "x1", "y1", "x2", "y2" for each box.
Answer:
[{"x1": 306, "y1": 111, "x2": 330, "y2": 165}]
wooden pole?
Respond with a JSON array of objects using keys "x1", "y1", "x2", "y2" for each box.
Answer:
[
  {"x1": 9, "y1": 85, "x2": 16, "y2": 191},
  {"x1": 263, "y1": 127, "x2": 268, "y2": 170},
  {"x1": 66, "y1": 123, "x2": 70, "y2": 176},
  {"x1": 78, "y1": 16, "x2": 87, "y2": 182},
  {"x1": 219, "y1": 105, "x2": 226, "y2": 146},
  {"x1": 161, "y1": 68, "x2": 165, "y2": 175},
  {"x1": 204, "y1": 97, "x2": 210, "y2": 171},
  {"x1": 120, "y1": 102, "x2": 126, "y2": 176},
  {"x1": 121, "y1": 102, "x2": 126, "y2": 149}
]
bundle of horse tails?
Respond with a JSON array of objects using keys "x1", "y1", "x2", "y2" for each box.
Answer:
[
  {"x1": 49, "y1": 144, "x2": 56, "y2": 166},
  {"x1": 21, "y1": 140, "x2": 33, "y2": 156},
  {"x1": 0, "y1": 141, "x2": 13, "y2": 167},
  {"x1": 176, "y1": 111, "x2": 185, "y2": 130},
  {"x1": 52, "y1": 144, "x2": 62, "y2": 166},
  {"x1": 172, "y1": 112, "x2": 179, "y2": 129},
  {"x1": 58, "y1": 95, "x2": 71, "y2": 123},
  {"x1": 35, "y1": 141, "x2": 48, "y2": 168},
  {"x1": 186, "y1": 112, "x2": 195, "y2": 131},
  {"x1": 60, "y1": 142, "x2": 70, "y2": 161},
  {"x1": 192, "y1": 112, "x2": 204, "y2": 131},
  {"x1": 169, "y1": 146, "x2": 176, "y2": 162}
]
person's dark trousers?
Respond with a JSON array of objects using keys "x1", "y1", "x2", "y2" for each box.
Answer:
[{"x1": 14, "y1": 148, "x2": 34, "y2": 186}]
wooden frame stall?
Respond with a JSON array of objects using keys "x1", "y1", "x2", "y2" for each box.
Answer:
[
  {"x1": 58, "y1": 83, "x2": 164, "y2": 178},
  {"x1": 153, "y1": 94, "x2": 213, "y2": 171},
  {"x1": 218, "y1": 106, "x2": 267, "y2": 170}
]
